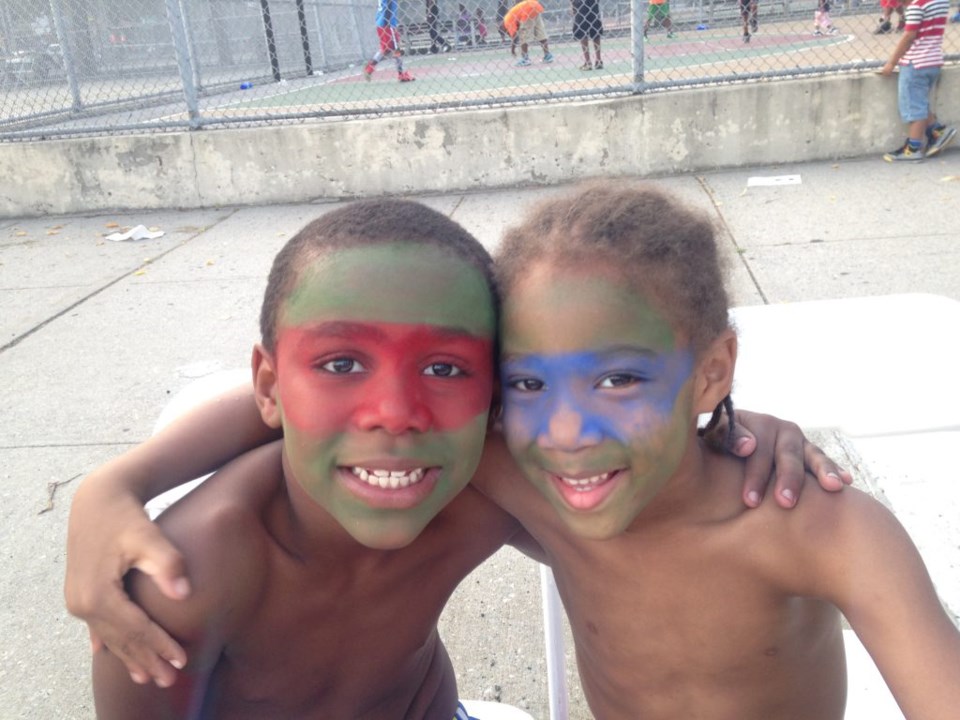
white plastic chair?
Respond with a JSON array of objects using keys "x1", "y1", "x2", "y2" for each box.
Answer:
[
  {"x1": 460, "y1": 700, "x2": 534, "y2": 720},
  {"x1": 539, "y1": 294, "x2": 960, "y2": 720}
]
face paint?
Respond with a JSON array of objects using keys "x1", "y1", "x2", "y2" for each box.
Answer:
[
  {"x1": 500, "y1": 262, "x2": 697, "y2": 539},
  {"x1": 502, "y1": 348, "x2": 693, "y2": 447},
  {"x1": 274, "y1": 244, "x2": 495, "y2": 549},
  {"x1": 278, "y1": 323, "x2": 492, "y2": 436}
]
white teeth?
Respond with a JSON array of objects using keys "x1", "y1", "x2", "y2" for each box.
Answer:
[
  {"x1": 350, "y1": 466, "x2": 426, "y2": 489},
  {"x1": 558, "y1": 471, "x2": 614, "y2": 491}
]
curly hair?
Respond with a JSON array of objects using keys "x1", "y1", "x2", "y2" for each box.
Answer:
[{"x1": 495, "y1": 181, "x2": 730, "y2": 357}]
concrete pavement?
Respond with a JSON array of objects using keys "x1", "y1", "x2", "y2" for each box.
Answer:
[{"x1": 1, "y1": 153, "x2": 958, "y2": 719}]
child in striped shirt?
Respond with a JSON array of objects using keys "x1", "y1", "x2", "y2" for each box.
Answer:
[{"x1": 880, "y1": 0, "x2": 956, "y2": 160}]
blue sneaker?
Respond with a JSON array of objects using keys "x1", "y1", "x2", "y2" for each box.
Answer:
[
  {"x1": 883, "y1": 141, "x2": 924, "y2": 162},
  {"x1": 925, "y1": 126, "x2": 957, "y2": 158},
  {"x1": 516, "y1": 55, "x2": 531, "y2": 66},
  {"x1": 542, "y1": 52, "x2": 554, "y2": 63}
]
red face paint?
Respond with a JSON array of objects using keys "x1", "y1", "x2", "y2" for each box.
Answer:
[
  {"x1": 275, "y1": 321, "x2": 494, "y2": 437},
  {"x1": 269, "y1": 244, "x2": 497, "y2": 550}
]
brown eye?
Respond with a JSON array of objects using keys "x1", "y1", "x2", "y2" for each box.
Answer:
[
  {"x1": 424, "y1": 363, "x2": 463, "y2": 377},
  {"x1": 510, "y1": 378, "x2": 545, "y2": 392},
  {"x1": 322, "y1": 358, "x2": 365, "y2": 374},
  {"x1": 597, "y1": 373, "x2": 642, "y2": 389}
]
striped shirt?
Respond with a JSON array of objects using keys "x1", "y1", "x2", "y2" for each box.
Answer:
[{"x1": 900, "y1": 0, "x2": 949, "y2": 68}]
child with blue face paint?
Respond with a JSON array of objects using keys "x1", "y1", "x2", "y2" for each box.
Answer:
[{"x1": 485, "y1": 181, "x2": 960, "y2": 719}]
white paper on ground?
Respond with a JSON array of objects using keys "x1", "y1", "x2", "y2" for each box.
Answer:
[
  {"x1": 746, "y1": 174, "x2": 802, "y2": 187},
  {"x1": 105, "y1": 224, "x2": 165, "y2": 241}
]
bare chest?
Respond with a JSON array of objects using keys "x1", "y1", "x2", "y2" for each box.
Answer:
[
  {"x1": 205, "y1": 552, "x2": 465, "y2": 719},
  {"x1": 550, "y1": 533, "x2": 845, "y2": 719}
]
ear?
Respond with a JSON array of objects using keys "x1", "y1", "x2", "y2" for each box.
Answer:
[
  {"x1": 692, "y1": 329, "x2": 737, "y2": 416},
  {"x1": 252, "y1": 344, "x2": 283, "y2": 429}
]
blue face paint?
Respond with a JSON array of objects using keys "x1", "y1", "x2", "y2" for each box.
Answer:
[
  {"x1": 501, "y1": 348, "x2": 694, "y2": 450},
  {"x1": 499, "y1": 261, "x2": 702, "y2": 539}
]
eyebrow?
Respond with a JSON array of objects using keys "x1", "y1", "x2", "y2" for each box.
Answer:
[
  {"x1": 501, "y1": 346, "x2": 659, "y2": 363},
  {"x1": 307, "y1": 321, "x2": 388, "y2": 341},
  {"x1": 304, "y1": 321, "x2": 483, "y2": 340}
]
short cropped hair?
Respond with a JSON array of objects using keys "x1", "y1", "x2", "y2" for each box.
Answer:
[
  {"x1": 495, "y1": 181, "x2": 730, "y2": 356},
  {"x1": 260, "y1": 198, "x2": 498, "y2": 352}
]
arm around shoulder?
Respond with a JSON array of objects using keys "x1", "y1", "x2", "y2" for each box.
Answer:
[
  {"x1": 91, "y1": 567, "x2": 221, "y2": 719},
  {"x1": 66, "y1": 382, "x2": 276, "y2": 686},
  {"x1": 92, "y1": 497, "x2": 268, "y2": 719}
]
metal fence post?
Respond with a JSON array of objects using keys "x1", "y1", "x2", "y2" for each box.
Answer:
[
  {"x1": 163, "y1": 0, "x2": 201, "y2": 129},
  {"x1": 179, "y1": 0, "x2": 203, "y2": 92},
  {"x1": 49, "y1": 0, "x2": 83, "y2": 112},
  {"x1": 632, "y1": 0, "x2": 645, "y2": 90},
  {"x1": 311, "y1": 1, "x2": 328, "y2": 70},
  {"x1": 296, "y1": 0, "x2": 314, "y2": 76},
  {"x1": 259, "y1": 0, "x2": 283, "y2": 82}
]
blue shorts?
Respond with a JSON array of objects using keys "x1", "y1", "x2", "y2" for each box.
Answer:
[
  {"x1": 897, "y1": 63, "x2": 940, "y2": 123},
  {"x1": 455, "y1": 702, "x2": 477, "y2": 720}
]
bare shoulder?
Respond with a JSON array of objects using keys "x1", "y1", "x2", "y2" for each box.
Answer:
[
  {"x1": 747, "y1": 473, "x2": 912, "y2": 594},
  {"x1": 129, "y1": 443, "x2": 283, "y2": 657},
  {"x1": 769, "y1": 479, "x2": 896, "y2": 545}
]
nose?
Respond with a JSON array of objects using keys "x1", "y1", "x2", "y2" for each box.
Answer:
[
  {"x1": 353, "y1": 375, "x2": 432, "y2": 434},
  {"x1": 538, "y1": 403, "x2": 602, "y2": 451}
]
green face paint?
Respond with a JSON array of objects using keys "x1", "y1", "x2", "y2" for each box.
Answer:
[
  {"x1": 274, "y1": 244, "x2": 496, "y2": 549},
  {"x1": 501, "y1": 262, "x2": 696, "y2": 540},
  {"x1": 281, "y1": 244, "x2": 495, "y2": 336}
]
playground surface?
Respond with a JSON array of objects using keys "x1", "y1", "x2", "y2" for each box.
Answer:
[
  {"x1": 188, "y1": 14, "x2": 955, "y2": 119},
  {"x1": 4, "y1": 14, "x2": 957, "y2": 136},
  {"x1": 1, "y1": 152, "x2": 958, "y2": 719},
  {"x1": 197, "y1": 21, "x2": 879, "y2": 115}
]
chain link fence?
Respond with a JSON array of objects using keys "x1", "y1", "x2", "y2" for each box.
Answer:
[{"x1": 1, "y1": 0, "x2": 958, "y2": 140}]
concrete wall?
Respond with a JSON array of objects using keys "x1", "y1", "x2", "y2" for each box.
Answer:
[{"x1": 1, "y1": 67, "x2": 957, "y2": 218}]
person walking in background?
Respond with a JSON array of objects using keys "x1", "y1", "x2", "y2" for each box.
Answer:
[
  {"x1": 880, "y1": 0, "x2": 956, "y2": 160},
  {"x1": 643, "y1": 0, "x2": 675, "y2": 38},
  {"x1": 503, "y1": 0, "x2": 554, "y2": 65},
  {"x1": 741, "y1": 0, "x2": 759, "y2": 42},
  {"x1": 497, "y1": 0, "x2": 510, "y2": 41},
  {"x1": 573, "y1": 0, "x2": 604, "y2": 69},
  {"x1": 875, "y1": 0, "x2": 907, "y2": 33},
  {"x1": 426, "y1": 0, "x2": 452, "y2": 53},
  {"x1": 364, "y1": 0, "x2": 415, "y2": 82},
  {"x1": 457, "y1": 3, "x2": 474, "y2": 45},
  {"x1": 813, "y1": 0, "x2": 839, "y2": 35},
  {"x1": 475, "y1": 8, "x2": 489, "y2": 43}
]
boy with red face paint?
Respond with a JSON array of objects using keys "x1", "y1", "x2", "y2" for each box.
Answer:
[
  {"x1": 89, "y1": 200, "x2": 520, "y2": 719},
  {"x1": 69, "y1": 200, "x2": 850, "y2": 717},
  {"x1": 487, "y1": 182, "x2": 960, "y2": 719}
]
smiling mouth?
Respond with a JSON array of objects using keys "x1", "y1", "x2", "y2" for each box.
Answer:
[
  {"x1": 349, "y1": 466, "x2": 427, "y2": 489},
  {"x1": 555, "y1": 470, "x2": 618, "y2": 492}
]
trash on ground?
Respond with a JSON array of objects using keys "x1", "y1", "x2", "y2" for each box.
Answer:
[
  {"x1": 105, "y1": 224, "x2": 165, "y2": 241},
  {"x1": 747, "y1": 174, "x2": 802, "y2": 187}
]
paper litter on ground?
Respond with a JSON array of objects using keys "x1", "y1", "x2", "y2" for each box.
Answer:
[
  {"x1": 746, "y1": 175, "x2": 802, "y2": 187},
  {"x1": 105, "y1": 225, "x2": 165, "y2": 241}
]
